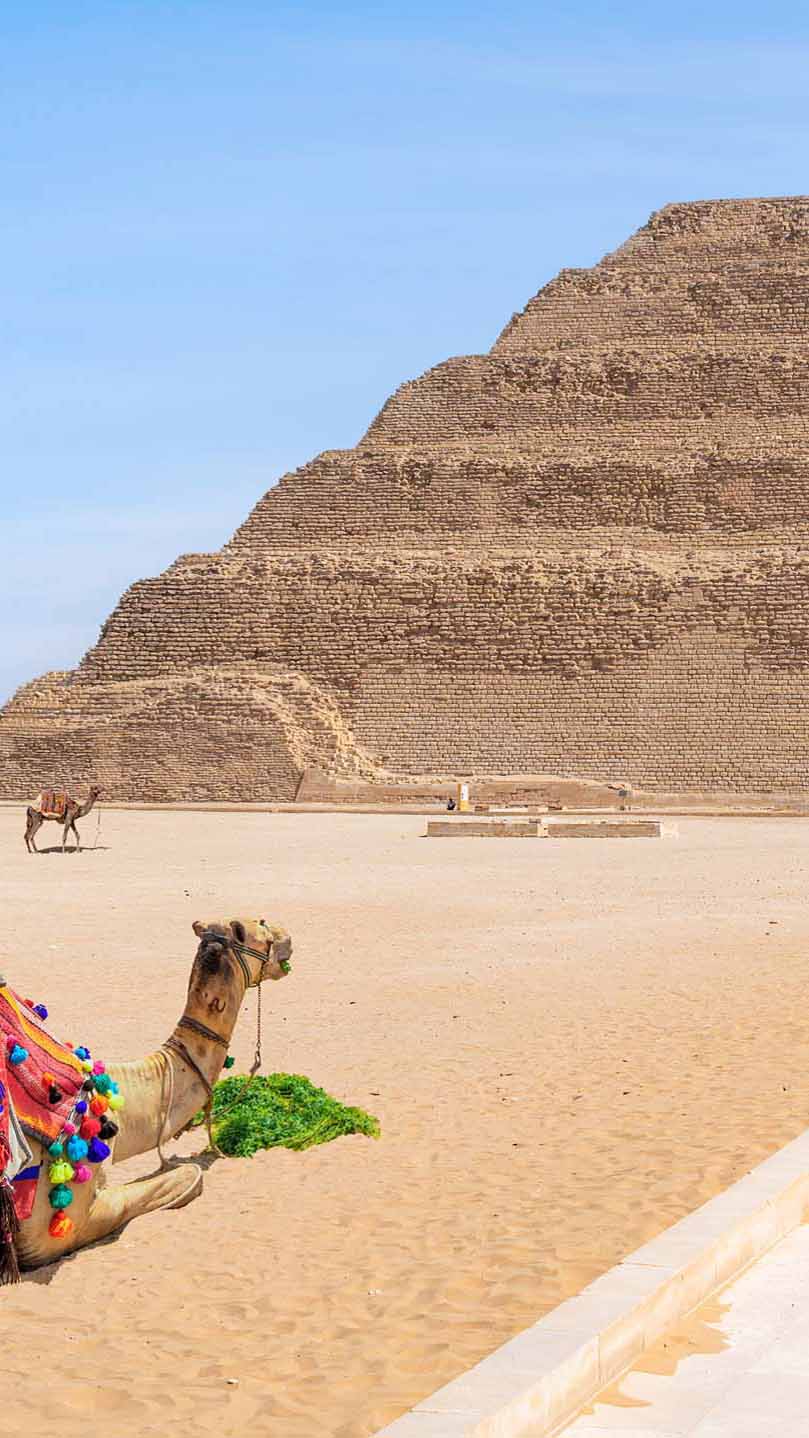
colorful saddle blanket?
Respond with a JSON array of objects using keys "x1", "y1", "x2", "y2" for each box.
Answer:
[
  {"x1": 0, "y1": 1041, "x2": 11, "y2": 1182},
  {"x1": 0, "y1": 987, "x2": 84, "y2": 1150},
  {"x1": 36, "y1": 790, "x2": 70, "y2": 819}
]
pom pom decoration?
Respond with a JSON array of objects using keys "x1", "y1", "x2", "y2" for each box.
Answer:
[
  {"x1": 6, "y1": 999, "x2": 126, "y2": 1218},
  {"x1": 224, "y1": 1056, "x2": 235, "y2": 1069},
  {"x1": 48, "y1": 1213, "x2": 74, "y2": 1239},
  {"x1": 48, "y1": 1162, "x2": 75, "y2": 1185}
]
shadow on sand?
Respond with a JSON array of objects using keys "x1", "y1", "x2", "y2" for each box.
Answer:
[
  {"x1": 21, "y1": 1154, "x2": 217, "y2": 1284},
  {"x1": 28, "y1": 845, "x2": 110, "y2": 856}
]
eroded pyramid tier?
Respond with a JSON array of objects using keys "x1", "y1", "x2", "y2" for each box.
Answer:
[
  {"x1": 497, "y1": 197, "x2": 809, "y2": 350},
  {"x1": 0, "y1": 666, "x2": 382, "y2": 803},
  {"x1": 229, "y1": 421, "x2": 809, "y2": 551},
  {"x1": 71, "y1": 548, "x2": 809, "y2": 687},
  {"x1": 366, "y1": 341, "x2": 809, "y2": 446}
]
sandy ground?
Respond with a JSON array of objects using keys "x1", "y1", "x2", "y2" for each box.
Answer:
[{"x1": 3, "y1": 810, "x2": 809, "y2": 1437}]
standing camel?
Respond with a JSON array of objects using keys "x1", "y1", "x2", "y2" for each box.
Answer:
[
  {"x1": 24, "y1": 785, "x2": 102, "y2": 853},
  {"x1": 9, "y1": 916, "x2": 292, "y2": 1270}
]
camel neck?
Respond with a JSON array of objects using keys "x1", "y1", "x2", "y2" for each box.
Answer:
[{"x1": 107, "y1": 981, "x2": 252, "y2": 1164}]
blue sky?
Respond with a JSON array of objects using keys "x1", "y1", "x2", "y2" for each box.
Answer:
[{"x1": 2, "y1": 2, "x2": 808, "y2": 700}]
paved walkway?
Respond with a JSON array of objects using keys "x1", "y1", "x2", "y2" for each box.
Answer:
[{"x1": 562, "y1": 1223, "x2": 809, "y2": 1437}]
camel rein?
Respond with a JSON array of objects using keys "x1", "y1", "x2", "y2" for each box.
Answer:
[{"x1": 156, "y1": 934, "x2": 272, "y2": 1164}]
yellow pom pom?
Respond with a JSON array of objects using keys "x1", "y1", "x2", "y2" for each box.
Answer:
[
  {"x1": 108, "y1": 1093, "x2": 124, "y2": 1110},
  {"x1": 81, "y1": 1058, "x2": 92, "y2": 1072},
  {"x1": 48, "y1": 1161, "x2": 75, "y2": 1185}
]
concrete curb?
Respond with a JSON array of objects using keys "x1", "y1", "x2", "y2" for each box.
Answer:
[{"x1": 374, "y1": 1129, "x2": 809, "y2": 1438}]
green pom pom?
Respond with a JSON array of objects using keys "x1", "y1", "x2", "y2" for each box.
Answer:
[
  {"x1": 48, "y1": 1141, "x2": 64, "y2": 1158},
  {"x1": 223, "y1": 1056, "x2": 235, "y2": 1069},
  {"x1": 49, "y1": 1184, "x2": 74, "y2": 1210}
]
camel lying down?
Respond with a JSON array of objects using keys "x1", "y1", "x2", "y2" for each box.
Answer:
[{"x1": 13, "y1": 916, "x2": 291, "y2": 1270}]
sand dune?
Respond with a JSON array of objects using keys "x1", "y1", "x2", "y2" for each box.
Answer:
[{"x1": 3, "y1": 809, "x2": 809, "y2": 1436}]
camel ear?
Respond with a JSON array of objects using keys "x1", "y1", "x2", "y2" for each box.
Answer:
[
  {"x1": 231, "y1": 920, "x2": 246, "y2": 944},
  {"x1": 192, "y1": 919, "x2": 206, "y2": 937}
]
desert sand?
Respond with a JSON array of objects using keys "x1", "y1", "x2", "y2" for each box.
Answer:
[{"x1": 3, "y1": 807, "x2": 809, "y2": 1436}]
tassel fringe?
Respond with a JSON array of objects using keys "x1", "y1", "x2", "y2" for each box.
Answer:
[{"x1": 0, "y1": 1181, "x2": 21, "y2": 1284}]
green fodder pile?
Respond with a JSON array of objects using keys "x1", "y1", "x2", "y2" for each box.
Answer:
[{"x1": 193, "y1": 1073, "x2": 381, "y2": 1157}]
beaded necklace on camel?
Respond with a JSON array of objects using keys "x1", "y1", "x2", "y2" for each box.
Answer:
[{"x1": 5, "y1": 1001, "x2": 125, "y2": 1240}]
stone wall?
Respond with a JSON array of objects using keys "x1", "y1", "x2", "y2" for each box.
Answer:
[{"x1": 4, "y1": 196, "x2": 809, "y2": 800}]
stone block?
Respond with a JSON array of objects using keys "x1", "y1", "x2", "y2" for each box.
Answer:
[
  {"x1": 545, "y1": 820, "x2": 664, "y2": 839},
  {"x1": 426, "y1": 820, "x2": 540, "y2": 838}
]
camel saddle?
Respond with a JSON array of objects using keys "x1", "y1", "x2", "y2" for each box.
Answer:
[
  {"x1": 0, "y1": 986, "x2": 85, "y2": 1218},
  {"x1": 36, "y1": 789, "x2": 70, "y2": 820}
]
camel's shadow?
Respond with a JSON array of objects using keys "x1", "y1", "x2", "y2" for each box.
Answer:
[
  {"x1": 31, "y1": 845, "x2": 110, "y2": 856},
  {"x1": 22, "y1": 1153, "x2": 220, "y2": 1284}
]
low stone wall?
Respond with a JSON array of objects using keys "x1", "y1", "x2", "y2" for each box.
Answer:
[
  {"x1": 546, "y1": 819, "x2": 663, "y2": 839},
  {"x1": 426, "y1": 820, "x2": 540, "y2": 838}
]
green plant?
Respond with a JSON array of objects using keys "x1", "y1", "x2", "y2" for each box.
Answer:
[{"x1": 191, "y1": 1072, "x2": 380, "y2": 1157}]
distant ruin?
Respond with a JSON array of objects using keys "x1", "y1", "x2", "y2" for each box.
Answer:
[{"x1": 4, "y1": 196, "x2": 809, "y2": 801}]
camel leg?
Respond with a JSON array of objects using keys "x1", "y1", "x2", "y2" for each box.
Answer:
[
  {"x1": 74, "y1": 1165, "x2": 204, "y2": 1250},
  {"x1": 71, "y1": 819, "x2": 81, "y2": 852},
  {"x1": 25, "y1": 811, "x2": 42, "y2": 853}
]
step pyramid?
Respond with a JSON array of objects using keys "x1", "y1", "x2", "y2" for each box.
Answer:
[{"x1": 4, "y1": 196, "x2": 809, "y2": 800}]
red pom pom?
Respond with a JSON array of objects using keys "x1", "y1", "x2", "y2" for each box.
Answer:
[
  {"x1": 79, "y1": 1117, "x2": 102, "y2": 1141},
  {"x1": 89, "y1": 1095, "x2": 109, "y2": 1116},
  {"x1": 48, "y1": 1213, "x2": 75, "y2": 1240}
]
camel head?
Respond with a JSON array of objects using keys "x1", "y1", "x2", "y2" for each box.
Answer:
[{"x1": 190, "y1": 917, "x2": 292, "y2": 990}]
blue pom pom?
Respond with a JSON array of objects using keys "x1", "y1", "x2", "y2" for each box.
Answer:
[
  {"x1": 74, "y1": 1100, "x2": 88, "y2": 1115},
  {"x1": 87, "y1": 1137, "x2": 111, "y2": 1163},
  {"x1": 9, "y1": 1044, "x2": 28, "y2": 1065},
  {"x1": 33, "y1": 1004, "x2": 48, "y2": 1020},
  {"x1": 73, "y1": 1046, "x2": 90, "y2": 1061},
  {"x1": 66, "y1": 1136, "x2": 89, "y2": 1162}
]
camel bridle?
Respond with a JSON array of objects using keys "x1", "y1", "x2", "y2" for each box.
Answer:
[{"x1": 157, "y1": 929, "x2": 276, "y2": 1165}]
